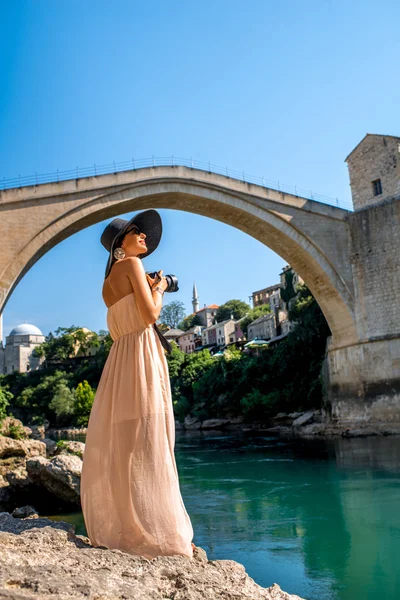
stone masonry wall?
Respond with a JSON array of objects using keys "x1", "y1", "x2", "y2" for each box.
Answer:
[
  {"x1": 348, "y1": 197, "x2": 400, "y2": 341},
  {"x1": 346, "y1": 135, "x2": 400, "y2": 210}
]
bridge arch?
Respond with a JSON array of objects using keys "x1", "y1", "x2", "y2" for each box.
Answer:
[{"x1": 0, "y1": 172, "x2": 357, "y2": 348}]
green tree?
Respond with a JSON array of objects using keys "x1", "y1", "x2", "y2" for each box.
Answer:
[
  {"x1": 0, "y1": 386, "x2": 12, "y2": 423},
  {"x1": 74, "y1": 380, "x2": 95, "y2": 427},
  {"x1": 178, "y1": 313, "x2": 203, "y2": 331},
  {"x1": 159, "y1": 300, "x2": 186, "y2": 329},
  {"x1": 215, "y1": 299, "x2": 250, "y2": 323},
  {"x1": 32, "y1": 328, "x2": 76, "y2": 363},
  {"x1": 32, "y1": 326, "x2": 99, "y2": 364},
  {"x1": 280, "y1": 269, "x2": 297, "y2": 310},
  {"x1": 15, "y1": 370, "x2": 72, "y2": 423},
  {"x1": 49, "y1": 382, "x2": 76, "y2": 426}
]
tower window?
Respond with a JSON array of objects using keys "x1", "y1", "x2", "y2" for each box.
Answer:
[{"x1": 372, "y1": 179, "x2": 382, "y2": 196}]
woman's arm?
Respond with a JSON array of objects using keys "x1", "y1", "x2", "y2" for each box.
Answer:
[{"x1": 125, "y1": 256, "x2": 166, "y2": 325}]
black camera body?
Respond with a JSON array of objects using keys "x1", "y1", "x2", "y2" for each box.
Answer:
[{"x1": 146, "y1": 272, "x2": 179, "y2": 293}]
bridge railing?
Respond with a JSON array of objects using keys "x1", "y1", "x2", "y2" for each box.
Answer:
[{"x1": 0, "y1": 155, "x2": 354, "y2": 211}]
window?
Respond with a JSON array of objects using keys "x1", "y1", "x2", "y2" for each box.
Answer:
[{"x1": 372, "y1": 178, "x2": 382, "y2": 196}]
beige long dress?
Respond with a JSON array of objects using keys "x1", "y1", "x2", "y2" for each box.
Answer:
[{"x1": 80, "y1": 291, "x2": 194, "y2": 560}]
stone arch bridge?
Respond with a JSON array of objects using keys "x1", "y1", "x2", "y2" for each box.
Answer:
[{"x1": 0, "y1": 165, "x2": 399, "y2": 425}]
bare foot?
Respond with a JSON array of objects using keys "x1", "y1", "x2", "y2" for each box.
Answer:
[{"x1": 191, "y1": 542, "x2": 196, "y2": 551}]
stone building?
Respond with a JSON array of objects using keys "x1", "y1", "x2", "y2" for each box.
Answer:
[
  {"x1": 252, "y1": 283, "x2": 281, "y2": 309},
  {"x1": 163, "y1": 328, "x2": 185, "y2": 346},
  {"x1": 345, "y1": 134, "x2": 400, "y2": 210},
  {"x1": 247, "y1": 313, "x2": 276, "y2": 341},
  {"x1": 234, "y1": 315, "x2": 248, "y2": 342},
  {"x1": 192, "y1": 304, "x2": 219, "y2": 328},
  {"x1": 0, "y1": 318, "x2": 46, "y2": 374},
  {"x1": 177, "y1": 326, "x2": 203, "y2": 354},
  {"x1": 202, "y1": 318, "x2": 236, "y2": 348}
]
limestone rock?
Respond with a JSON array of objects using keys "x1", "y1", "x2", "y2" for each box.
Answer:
[
  {"x1": 55, "y1": 440, "x2": 85, "y2": 460},
  {"x1": 43, "y1": 437, "x2": 57, "y2": 456},
  {"x1": 0, "y1": 437, "x2": 46, "y2": 459},
  {"x1": 12, "y1": 505, "x2": 39, "y2": 519},
  {"x1": 5, "y1": 464, "x2": 32, "y2": 489},
  {"x1": 292, "y1": 411, "x2": 315, "y2": 428},
  {"x1": 201, "y1": 418, "x2": 231, "y2": 430},
  {"x1": 0, "y1": 416, "x2": 32, "y2": 439},
  {"x1": 342, "y1": 428, "x2": 379, "y2": 438},
  {"x1": 272, "y1": 412, "x2": 290, "y2": 420},
  {"x1": 0, "y1": 512, "x2": 305, "y2": 599},
  {"x1": 26, "y1": 454, "x2": 82, "y2": 505},
  {"x1": 29, "y1": 424, "x2": 46, "y2": 440},
  {"x1": 184, "y1": 415, "x2": 201, "y2": 430},
  {"x1": 271, "y1": 413, "x2": 295, "y2": 426}
]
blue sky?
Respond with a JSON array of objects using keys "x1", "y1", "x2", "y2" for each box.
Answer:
[{"x1": 1, "y1": 0, "x2": 399, "y2": 340}]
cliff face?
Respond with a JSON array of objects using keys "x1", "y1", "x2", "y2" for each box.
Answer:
[{"x1": 0, "y1": 512, "x2": 304, "y2": 600}]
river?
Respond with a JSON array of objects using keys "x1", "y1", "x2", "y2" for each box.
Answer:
[{"x1": 45, "y1": 430, "x2": 400, "y2": 600}]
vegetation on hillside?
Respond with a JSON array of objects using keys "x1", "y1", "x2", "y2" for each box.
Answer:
[{"x1": 0, "y1": 285, "x2": 330, "y2": 429}]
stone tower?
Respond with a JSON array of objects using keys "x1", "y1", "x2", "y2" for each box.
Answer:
[
  {"x1": 345, "y1": 134, "x2": 400, "y2": 210},
  {"x1": 192, "y1": 282, "x2": 199, "y2": 314}
]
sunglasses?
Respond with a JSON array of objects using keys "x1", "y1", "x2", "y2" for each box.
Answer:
[{"x1": 125, "y1": 224, "x2": 142, "y2": 235}]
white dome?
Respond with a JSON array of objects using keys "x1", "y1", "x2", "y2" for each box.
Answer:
[{"x1": 9, "y1": 323, "x2": 44, "y2": 337}]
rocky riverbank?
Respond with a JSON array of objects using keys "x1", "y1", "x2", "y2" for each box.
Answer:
[
  {"x1": 0, "y1": 511, "x2": 304, "y2": 599},
  {"x1": 48, "y1": 409, "x2": 400, "y2": 442},
  {"x1": 179, "y1": 410, "x2": 400, "y2": 439},
  {"x1": 0, "y1": 418, "x2": 84, "y2": 513}
]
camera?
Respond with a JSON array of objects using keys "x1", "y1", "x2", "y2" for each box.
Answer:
[{"x1": 146, "y1": 271, "x2": 179, "y2": 293}]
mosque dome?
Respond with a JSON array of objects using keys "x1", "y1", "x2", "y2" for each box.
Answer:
[{"x1": 9, "y1": 323, "x2": 44, "y2": 337}]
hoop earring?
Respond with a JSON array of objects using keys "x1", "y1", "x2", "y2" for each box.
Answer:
[{"x1": 113, "y1": 246, "x2": 126, "y2": 260}]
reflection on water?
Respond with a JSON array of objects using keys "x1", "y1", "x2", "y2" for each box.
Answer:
[{"x1": 46, "y1": 431, "x2": 400, "y2": 600}]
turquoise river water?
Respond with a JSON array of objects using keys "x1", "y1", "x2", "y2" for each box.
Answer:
[{"x1": 46, "y1": 431, "x2": 400, "y2": 600}]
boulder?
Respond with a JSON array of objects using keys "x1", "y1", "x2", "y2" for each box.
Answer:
[
  {"x1": 0, "y1": 417, "x2": 32, "y2": 439},
  {"x1": 201, "y1": 418, "x2": 231, "y2": 430},
  {"x1": 0, "y1": 437, "x2": 46, "y2": 459},
  {"x1": 184, "y1": 415, "x2": 201, "y2": 430},
  {"x1": 5, "y1": 464, "x2": 32, "y2": 489},
  {"x1": 227, "y1": 416, "x2": 244, "y2": 424},
  {"x1": 342, "y1": 429, "x2": 379, "y2": 438},
  {"x1": 26, "y1": 454, "x2": 82, "y2": 505},
  {"x1": 0, "y1": 511, "x2": 305, "y2": 599},
  {"x1": 29, "y1": 424, "x2": 46, "y2": 440},
  {"x1": 43, "y1": 437, "x2": 58, "y2": 456},
  {"x1": 272, "y1": 412, "x2": 290, "y2": 420},
  {"x1": 55, "y1": 440, "x2": 85, "y2": 460},
  {"x1": 12, "y1": 505, "x2": 39, "y2": 519},
  {"x1": 292, "y1": 411, "x2": 315, "y2": 428}
]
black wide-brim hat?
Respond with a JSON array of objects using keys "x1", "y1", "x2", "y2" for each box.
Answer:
[{"x1": 101, "y1": 209, "x2": 162, "y2": 279}]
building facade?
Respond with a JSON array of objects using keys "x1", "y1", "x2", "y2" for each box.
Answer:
[
  {"x1": 252, "y1": 283, "x2": 281, "y2": 309},
  {"x1": 177, "y1": 325, "x2": 203, "y2": 354},
  {"x1": 202, "y1": 318, "x2": 236, "y2": 348},
  {"x1": 0, "y1": 323, "x2": 46, "y2": 374},
  {"x1": 345, "y1": 134, "x2": 400, "y2": 210},
  {"x1": 247, "y1": 313, "x2": 276, "y2": 341}
]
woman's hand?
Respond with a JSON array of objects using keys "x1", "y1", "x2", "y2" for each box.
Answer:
[{"x1": 146, "y1": 270, "x2": 168, "y2": 293}]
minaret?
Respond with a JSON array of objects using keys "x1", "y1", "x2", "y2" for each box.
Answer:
[{"x1": 192, "y1": 282, "x2": 199, "y2": 314}]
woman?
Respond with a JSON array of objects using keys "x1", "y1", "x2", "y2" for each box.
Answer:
[{"x1": 80, "y1": 208, "x2": 195, "y2": 560}]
